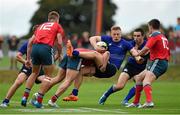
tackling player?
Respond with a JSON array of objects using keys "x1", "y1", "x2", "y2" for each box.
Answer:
[
  {"x1": 127, "y1": 19, "x2": 170, "y2": 108},
  {"x1": 0, "y1": 40, "x2": 46, "y2": 107},
  {"x1": 63, "y1": 26, "x2": 142, "y2": 102},
  {"x1": 30, "y1": 41, "x2": 117, "y2": 108},
  {"x1": 98, "y1": 28, "x2": 149, "y2": 105}
]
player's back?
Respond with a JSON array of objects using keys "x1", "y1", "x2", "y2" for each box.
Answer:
[
  {"x1": 34, "y1": 22, "x2": 64, "y2": 47},
  {"x1": 147, "y1": 32, "x2": 170, "y2": 61}
]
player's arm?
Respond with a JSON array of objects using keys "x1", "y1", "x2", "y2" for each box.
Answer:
[
  {"x1": 55, "y1": 33, "x2": 63, "y2": 61},
  {"x1": 89, "y1": 36, "x2": 101, "y2": 50},
  {"x1": 136, "y1": 46, "x2": 149, "y2": 57},
  {"x1": 25, "y1": 35, "x2": 35, "y2": 68},
  {"x1": 16, "y1": 52, "x2": 26, "y2": 64},
  {"x1": 100, "y1": 51, "x2": 110, "y2": 72},
  {"x1": 137, "y1": 37, "x2": 155, "y2": 57},
  {"x1": 130, "y1": 47, "x2": 144, "y2": 64}
]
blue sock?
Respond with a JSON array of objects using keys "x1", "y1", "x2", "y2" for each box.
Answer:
[
  {"x1": 72, "y1": 88, "x2": 78, "y2": 96},
  {"x1": 3, "y1": 99, "x2": 9, "y2": 104},
  {"x1": 72, "y1": 50, "x2": 79, "y2": 57},
  {"x1": 104, "y1": 85, "x2": 116, "y2": 97},
  {"x1": 123, "y1": 86, "x2": 135, "y2": 102}
]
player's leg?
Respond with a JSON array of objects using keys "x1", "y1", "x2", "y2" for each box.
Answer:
[
  {"x1": 33, "y1": 68, "x2": 66, "y2": 106},
  {"x1": 99, "y1": 72, "x2": 129, "y2": 105},
  {"x1": 63, "y1": 73, "x2": 82, "y2": 101},
  {"x1": 141, "y1": 59, "x2": 168, "y2": 108},
  {"x1": 63, "y1": 66, "x2": 95, "y2": 101},
  {"x1": 26, "y1": 44, "x2": 55, "y2": 108},
  {"x1": 66, "y1": 40, "x2": 107, "y2": 70},
  {"x1": 126, "y1": 70, "x2": 146, "y2": 107},
  {"x1": 0, "y1": 72, "x2": 27, "y2": 107},
  {"x1": 122, "y1": 86, "x2": 136, "y2": 106},
  {"x1": 48, "y1": 56, "x2": 82, "y2": 107},
  {"x1": 21, "y1": 65, "x2": 41, "y2": 107},
  {"x1": 121, "y1": 63, "x2": 145, "y2": 106},
  {"x1": 49, "y1": 69, "x2": 80, "y2": 107}
]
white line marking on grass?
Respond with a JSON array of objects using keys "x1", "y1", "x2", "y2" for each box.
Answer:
[
  {"x1": 80, "y1": 107, "x2": 127, "y2": 114},
  {"x1": 14, "y1": 108, "x2": 89, "y2": 113}
]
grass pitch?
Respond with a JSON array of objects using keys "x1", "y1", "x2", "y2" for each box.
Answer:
[
  {"x1": 0, "y1": 60, "x2": 180, "y2": 114},
  {"x1": 0, "y1": 80, "x2": 180, "y2": 114}
]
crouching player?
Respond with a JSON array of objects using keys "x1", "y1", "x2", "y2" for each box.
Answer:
[{"x1": 0, "y1": 40, "x2": 46, "y2": 107}]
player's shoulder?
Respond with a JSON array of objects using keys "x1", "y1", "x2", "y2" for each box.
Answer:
[
  {"x1": 101, "y1": 35, "x2": 111, "y2": 39},
  {"x1": 121, "y1": 38, "x2": 131, "y2": 44}
]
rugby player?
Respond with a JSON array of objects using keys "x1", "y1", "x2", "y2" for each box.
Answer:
[
  {"x1": 127, "y1": 19, "x2": 170, "y2": 108},
  {"x1": 21, "y1": 11, "x2": 64, "y2": 107}
]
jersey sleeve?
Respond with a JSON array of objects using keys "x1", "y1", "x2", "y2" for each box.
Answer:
[
  {"x1": 18, "y1": 41, "x2": 28, "y2": 55},
  {"x1": 145, "y1": 37, "x2": 157, "y2": 49},
  {"x1": 125, "y1": 40, "x2": 134, "y2": 50},
  {"x1": 101, "y1": 35, "x2": 111, "y2": 43}
]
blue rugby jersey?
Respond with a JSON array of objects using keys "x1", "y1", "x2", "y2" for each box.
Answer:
[
  {"x1": 101, "y1": 35, "x2": 133, "y2": 69},
  {"x1": 18, "y1": 41, "x2": 28, "y2": 56},
  {"x1": 127, "y1": 40, "x2": 149, "y2": 69}
]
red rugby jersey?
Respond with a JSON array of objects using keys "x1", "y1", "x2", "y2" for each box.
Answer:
[
  {"x1": 146, "y1": 33, "x2": 170, "y2": 61},
  {"x1": 75, "y1": 48, "x2": 95, "y2": 66},
  {"x1": 34, "y1": 22, "x2": 64, "y2": 47}
]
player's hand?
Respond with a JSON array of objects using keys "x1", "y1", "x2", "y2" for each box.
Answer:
[
  {"x1": 25, "y1": 60, "x2": 32, "y2": 68},
  {"x1": 135, "y1": 56, "x2": 144, "y2": 64},
  {"x1": 99, "y1": 64, "x2": 106, "y2": 72},
  {"x1": 54, "y1": 54, "x2": 62, "y2": 62},
  {"x1": 95, "y1": 45, "x2": 106, "y2": 53}
]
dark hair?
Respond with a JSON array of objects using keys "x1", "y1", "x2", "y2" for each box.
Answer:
[
  {"x1": 48, "y1": 11, "x2": 60, "y2": 20},
  {"x1": 134, "y1": 28, "x2": 144, "y2": 36},
  {"x1": 148, "y1": 19, "x2": 160, "y2": 29}
]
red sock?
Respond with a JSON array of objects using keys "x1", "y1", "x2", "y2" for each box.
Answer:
[
  {"x1": 23, "y1": 88, "x2": 31, "y2": 99},
  {"x1": 144, "y1": 84, "x2": 152, "y2": 103},
  {"x1": 23, "y1": 92, "x2": 29, "y2": 99},
  {"x1": 133, "y1": 85, "x2": 143, "y2": 104},
  {"x1": 51, "y1": 95, "x2": 58, "y2": 103},
  {"x1": 37, "y1": 96, "x2": 43, "y2": 103}
]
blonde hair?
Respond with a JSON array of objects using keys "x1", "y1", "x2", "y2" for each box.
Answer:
[
  {"x1": 111, "y1": 26, "x2": 121, "y2": 31},
  {"x1": 48, "y1": 11, "x2": 60, "y2": 20}
]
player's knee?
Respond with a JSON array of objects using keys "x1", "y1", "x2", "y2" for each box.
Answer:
[
  {"x1": 42, "y1": 77, "x2": 51, "y2": 86},
  {"x1": 63, "y1": 80, "x2": 72, "y2": 87},
  {"x1": 14, "y1": 79, "x2": 24, "y2": 86},
  {"x1": 134, "y1": 76, "x2": 143, "y2": 83},
  {"x1": 15, "y1": 80, "x2": 23, "y2": 86},
  {"x1": 115, "y1": 84, "x2": 125, "y2": 90}
]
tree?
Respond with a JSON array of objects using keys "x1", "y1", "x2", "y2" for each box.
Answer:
[{"x1": 24, "y1": 0, "x2": 117, "y2": 38}]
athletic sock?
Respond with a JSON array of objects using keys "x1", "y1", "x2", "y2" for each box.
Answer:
[
  {"x1": 144, "y1": 84, "x2": 152, "y2": 103},
  {"x1": 23, "y1": 88, "x2": 31, "y2": 99},
  {"x1": 72, "y1": 50, "x2": 79, "y2": 57},
  {"x1": 72, "y1": 88, "x2": 78, "y2": 96},
  {"x1": 133, "y1": 84, "x2": 143, "y2": 104},
  {"x1": 37, "y1": 93, "x2": 44, "y2": 103},
  {"x1": 2, "y1": 99, "x2": 9, "y2": 104},
  {"x1": 104, "y1": 85, "x2": 117, "y2": 97},
  {"x1": 123, "y1": 86, "x2": 135, "y2": 102},
  {"x1": 51, "y1": 95, "x2": 58, "y2": 103}
]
